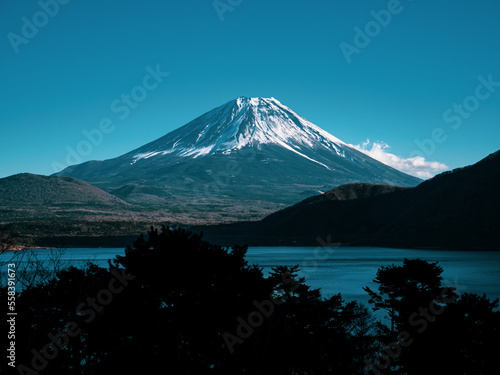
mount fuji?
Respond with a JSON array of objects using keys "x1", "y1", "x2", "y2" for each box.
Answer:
[{"x1": 54, "y1": 97, "x2": 421, "y2": 221}]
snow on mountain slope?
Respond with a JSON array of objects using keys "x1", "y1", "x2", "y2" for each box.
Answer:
[{"x1": 128, "y1": 97, "x2": 350, "y2": 169}]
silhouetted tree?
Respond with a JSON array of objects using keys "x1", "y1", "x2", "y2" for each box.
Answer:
[
  {"x1": 112, "y1": 226, "x2": 374, "y2": 374},
  {"x1": 401, "y1": 292, "x2": 500, "y2": 375},
  {"x1": 363, "y1": 258, "x2": 455, "y2": 333},
  {"x1": 362, "y1": 258, "x2": 500, "y2": 375}
]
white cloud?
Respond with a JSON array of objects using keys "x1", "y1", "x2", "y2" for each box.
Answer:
[{"x1": 347, "y1": 139, "x2": 449, "y2": 179}]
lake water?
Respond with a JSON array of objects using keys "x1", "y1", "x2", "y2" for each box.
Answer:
[{"x1": 2, "y1": 247, "x2": 500, "y2": 310}]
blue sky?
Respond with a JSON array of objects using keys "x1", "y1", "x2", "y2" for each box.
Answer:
[{"x1": 1, "y1": 0, "x2": 499, "y2": 179}]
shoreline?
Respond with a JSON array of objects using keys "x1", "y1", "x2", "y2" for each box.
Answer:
[
  {"x1": 8, "y1": 236, "x2": 499, "y2": 252},
  {"x1": 2, "y1": 245, "x2": 57, "y2": 252}
]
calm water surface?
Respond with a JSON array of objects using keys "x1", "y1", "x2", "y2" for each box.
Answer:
[{"x1": 3, "y1": 247, "x2": 500, "y2": 308}]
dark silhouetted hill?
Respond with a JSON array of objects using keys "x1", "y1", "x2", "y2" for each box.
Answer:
[{"x1": 203, "y1": 150, "x2": 500, "y2": 249}]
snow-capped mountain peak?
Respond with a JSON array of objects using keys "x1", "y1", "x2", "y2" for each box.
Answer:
[{"x1": 129, "y1": 97, "x2": 347, "y2": 164}]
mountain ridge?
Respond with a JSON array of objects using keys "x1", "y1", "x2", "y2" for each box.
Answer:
[{"x1": 3, "y1": 151, "x2": 497, "y2": 249}]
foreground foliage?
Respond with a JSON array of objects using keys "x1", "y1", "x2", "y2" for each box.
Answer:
[{"x1": 1, "y1": 227, "x2": 498, "y2": 374}]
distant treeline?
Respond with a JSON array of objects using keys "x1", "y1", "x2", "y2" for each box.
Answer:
[{"x1": 0, "y1": 221, "x2": 160, "y2": 248}]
